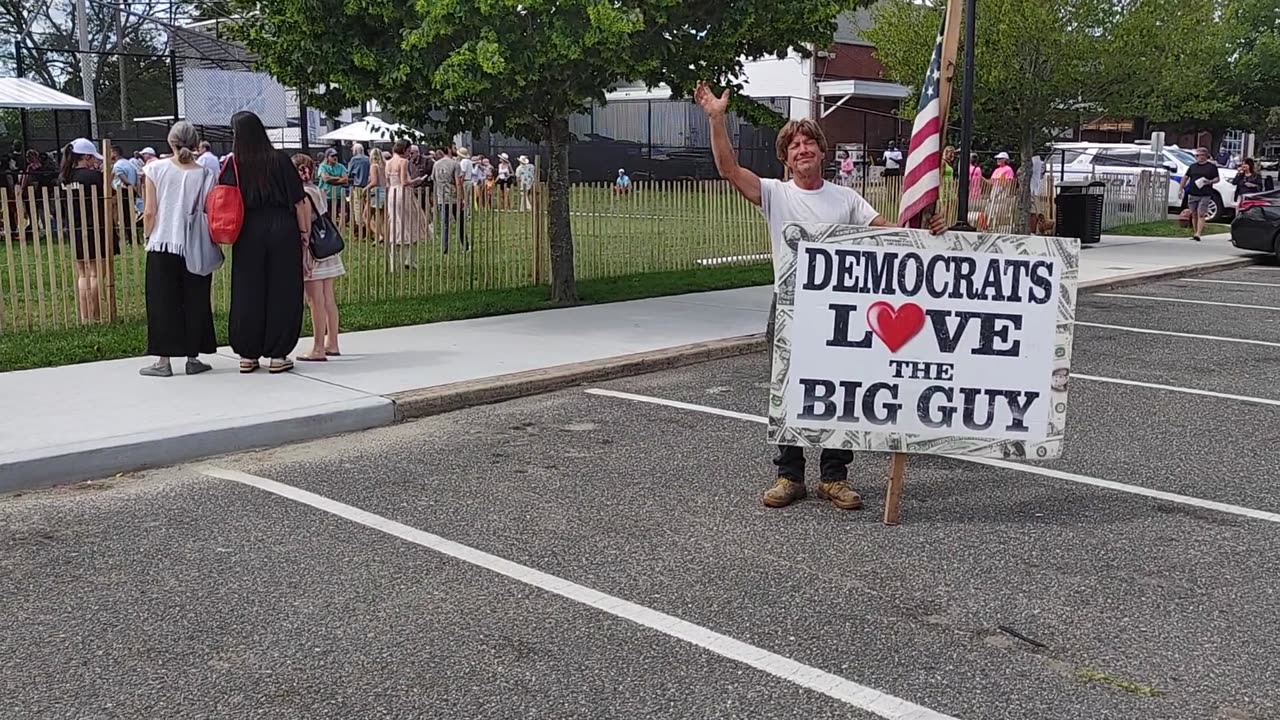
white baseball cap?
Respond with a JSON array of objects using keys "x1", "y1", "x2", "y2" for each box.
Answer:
[
  {"x1": 140, "y1": 146, "x2": 157, "y2": 157},
  {"x1": 995, "y1": 152, "x2": 1010, "y2": 160},
  {"x1": 69, "y1": 138, "x2": 103, "y2": 160}
]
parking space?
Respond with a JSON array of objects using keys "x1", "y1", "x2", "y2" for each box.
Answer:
[{"x1": 4, "y1": 265, "x2": 1280, "y2": 719}]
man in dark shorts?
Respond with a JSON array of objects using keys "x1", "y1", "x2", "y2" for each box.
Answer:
[{"x1": 1180, "y1": 147, "x2": 1221, "y2": 242}]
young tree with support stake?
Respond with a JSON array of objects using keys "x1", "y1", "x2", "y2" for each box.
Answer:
[{"x1": 230, "y1": 0, "x2": 864, "y2": 304}]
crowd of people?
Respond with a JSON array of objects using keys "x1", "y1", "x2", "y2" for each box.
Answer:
[
  {"x1": 0, "y1": 125, "x2": 553, "y2": 340},
  {"x1": 132, "y1": 111, "x2": 344, "y2": 376},
  {"x1": 293, "y1": 142, "x2": 540, "y2": 266},
  {"x1": 10, "y1": 112, "x2": 348, "y2": 375}
]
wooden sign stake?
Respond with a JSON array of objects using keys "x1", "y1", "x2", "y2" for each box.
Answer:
[{"x1": 883, "y1": 452, "x2": 908, "y2": 526}]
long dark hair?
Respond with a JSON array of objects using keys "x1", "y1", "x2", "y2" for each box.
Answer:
[
  {"x1": 230, "y1": 110, "x2": 275, "y2": 197},
  {"x1": 1241, "y1": 158, "x2": 1257, "y2": 176},
  {"x1": 58, "y1": 144, "x2": 86, "y2": 185}
]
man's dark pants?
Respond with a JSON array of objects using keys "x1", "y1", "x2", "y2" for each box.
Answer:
[{"x1": 766, "y1": 294, "x2": 853, "y2": 482}]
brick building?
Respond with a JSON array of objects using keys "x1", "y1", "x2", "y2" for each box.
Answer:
[{"x1": 813, "y1": 9, "x2": 911, "y2": 165}]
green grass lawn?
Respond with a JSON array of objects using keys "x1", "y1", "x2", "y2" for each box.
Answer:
[
  {"x1": 1108, "y1": 219, "x2": 1232, "y2": 237},
  {"x1": 0, "y1": 263, "x2": 772, "y2": 372},
  {"x1": 1, "y1": 182, "x2": 768, "y2": 335}
]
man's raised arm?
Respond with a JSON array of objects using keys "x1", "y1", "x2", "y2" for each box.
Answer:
[{"x1": 696, "y1": 82, "x2": 762, "y2": 206}]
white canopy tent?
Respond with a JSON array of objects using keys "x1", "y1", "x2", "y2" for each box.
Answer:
[
  {"x1": 318, "y1": 116, "x2": 411, "y2": 143},
  {"x1": 0, "y1": 78, "x2": 93, "y2": 110}
]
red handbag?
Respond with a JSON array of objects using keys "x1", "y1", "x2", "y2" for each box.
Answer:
[{"x1": 207, "y1": 156, "x2": 244, "y2": 245}]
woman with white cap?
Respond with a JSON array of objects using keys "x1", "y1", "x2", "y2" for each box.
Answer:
[
  {"x1": 992, "y1": 152, "x2": 1016, "y2": 181},
  {"x1": 496, "y1": 152, "x2": 514, "y2": 209},
  {"x1": 58, "y1": 137, "x2": 117, "y2": 323},
  {"x1": 516, "y1": 155, "x2": 535, "y2": 211}
]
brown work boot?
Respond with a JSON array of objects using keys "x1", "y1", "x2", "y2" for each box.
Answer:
[
  {"x1": 762, "y1": 478, "x2": 807, "y2": 508},
  {"x1": 816, "y1": 480, "x2": 863, "y2": 510}
]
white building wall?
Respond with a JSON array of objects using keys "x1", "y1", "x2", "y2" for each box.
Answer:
[
  {"x1": 734, "y1": 51, "x2": 813, "y2": 120},
  {"x1": 604, "y1": 51, "x2": 813, "y2": 121}
]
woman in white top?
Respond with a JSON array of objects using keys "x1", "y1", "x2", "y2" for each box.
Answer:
[
  {"x1": 293, "y1": 154, "x2": 345, "y2": 361},
  {"x1": 139, "y1": 121, "x2": 218, "y2": 377},
  {"x1": 496, "y1": 153, "x2": 514, "y2": 209},
  {"x1": 364, "y1": 147, "x2": 387, "y2": 243}
]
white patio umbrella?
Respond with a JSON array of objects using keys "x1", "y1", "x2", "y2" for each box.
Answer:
[
  {"x1": 0, "y1": 77, "x2": 92, "y2": 110},
  {"x1": 317, "y1": 116, "x2": 410, "y2": 143}
]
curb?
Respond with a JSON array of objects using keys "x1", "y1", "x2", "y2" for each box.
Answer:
[
  {"x1": 389, "y1": 335, "x2": 766, "y2": 420},
  {"x1": 1077, "y1": 255, "x2": 1264, "y2": 292},
  {"x1": 391, "y1": 254, "x2": 1267, "y2": 420},
  {"x1": 2, "y1": 397, "x2": 395, "y2": 495}
]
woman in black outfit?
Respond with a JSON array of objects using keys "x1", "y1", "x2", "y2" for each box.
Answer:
[
  {"x1": 223, "y1": 111, "x2": 310, "y2": 374},
  {"x1": 59, "y1": 138, "x2": 119, "y2": 324},
  {"x1": 1233, "y1": 158, "x2": 1269, "y2": 201}
]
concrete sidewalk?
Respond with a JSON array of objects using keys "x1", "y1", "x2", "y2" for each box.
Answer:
[{"x1": 0, "y1": 234, "x2": 1262, "y2": 491}]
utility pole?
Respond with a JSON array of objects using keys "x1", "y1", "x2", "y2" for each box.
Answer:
[
  {"x1": 117, "y1": 0, "x2": 129, "y2": 129},
  {"x1": 951, "y1": 0, "x2": 978, "y2": 231},
  {"x1": 76, "y1": 0, "x2": 99, "y2": 137}
]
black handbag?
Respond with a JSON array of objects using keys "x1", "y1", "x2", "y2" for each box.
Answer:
[{"x1": 307, "y1": 196, "x2": 345, "y2": 260}]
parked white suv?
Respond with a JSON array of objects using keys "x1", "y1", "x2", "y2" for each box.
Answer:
[{"x1": 1048, "y1": 142, "x2": 1238, "y2": 222}]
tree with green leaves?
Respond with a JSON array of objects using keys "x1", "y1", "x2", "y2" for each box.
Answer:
[
  {"x1": 1221, "y1": 0, "x2": 1280, "y2": 140},
  {"x1": 232, "y1": 0, "x2": 860, "y2": 303},
  {"x1": 1099, "y1": 0, "x2": 1238, "y2": 143},
  {"x1": 867, "y1": 0, "x2": 1114, "y2": 231}
]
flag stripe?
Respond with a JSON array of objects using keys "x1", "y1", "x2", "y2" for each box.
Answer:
[{"x1": 896, "y1": 20, "x2": 948, "y2": 227}]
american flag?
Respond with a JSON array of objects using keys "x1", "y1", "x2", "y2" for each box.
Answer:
[{"x1": 897, "y1": 24, "x2": 947, "y2": 227}]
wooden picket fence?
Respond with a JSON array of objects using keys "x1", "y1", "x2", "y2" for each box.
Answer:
[{"x1": 0, "y1": 167, "x2": 1162, "y2": 337}]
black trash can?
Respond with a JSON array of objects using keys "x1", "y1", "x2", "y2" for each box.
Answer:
[{"x1": 1055, "y1": 180, "x2": 1105, "y2": 244}]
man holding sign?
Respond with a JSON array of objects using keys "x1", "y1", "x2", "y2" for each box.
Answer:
[{"x1": 695, "y1": 82, "x2": 947, "y2": 511}]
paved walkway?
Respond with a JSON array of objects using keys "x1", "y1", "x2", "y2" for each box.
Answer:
[{"x1": 0, "y1": 234, "x2": 1260, "y2": 490}]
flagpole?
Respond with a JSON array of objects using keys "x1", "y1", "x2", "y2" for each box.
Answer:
[
  {"x1": 952, "y1": 0, "x2": 978, "y2": 231},
  {"x1": 935, "y1": 0, "x2": 964, "y2": 224}
]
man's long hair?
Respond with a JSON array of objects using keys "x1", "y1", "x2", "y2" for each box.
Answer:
[{"x1": 775, "y1": 119, "x2": 828, "y2": 164}]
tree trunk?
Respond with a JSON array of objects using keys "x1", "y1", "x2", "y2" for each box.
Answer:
[
  {"x1": 545, "y1": 115, "x2": 578, "y2": 304},
  {"x1": 1015, "y1": 133, "x2": 1035, "y2": 235}
]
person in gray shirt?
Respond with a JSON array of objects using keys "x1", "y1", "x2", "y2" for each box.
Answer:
[{"x1": 431, "y1": 147, "x2": 466, "y2": 252}]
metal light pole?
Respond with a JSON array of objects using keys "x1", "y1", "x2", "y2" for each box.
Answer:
[
  {"x1": 951, "y1": 0, "x2": 977, "y2": 231},
  {"x1": 76, "y1": 0, "x2": 99, "y2": 137}
]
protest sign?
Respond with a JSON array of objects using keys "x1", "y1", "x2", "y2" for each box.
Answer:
[{"x1": 768, "y1": 224, "x2": 1079, "y2": 461}]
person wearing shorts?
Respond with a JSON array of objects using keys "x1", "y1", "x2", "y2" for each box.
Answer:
[{"x1": 1181, "y1": 147, "x2": 1220, "y2": 242}]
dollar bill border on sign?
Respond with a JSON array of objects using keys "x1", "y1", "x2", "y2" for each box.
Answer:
[{"x1": 767, "y1": 224, "x2": 1080, "y2": 460}]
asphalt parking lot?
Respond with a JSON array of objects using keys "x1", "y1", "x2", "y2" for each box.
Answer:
[{"x1": 3, "y1": 264, "x2": 1280, "y2": 720}]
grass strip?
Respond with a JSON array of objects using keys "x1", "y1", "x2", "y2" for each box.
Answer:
[{"x1": 0, "y1": 263, "x2": 771, "y2": 372}]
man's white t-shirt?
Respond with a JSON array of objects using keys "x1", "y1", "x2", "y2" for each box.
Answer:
[
  {"x1": 759, "y1": 178, "x2": 880, "y2": 261},
  {"x1": 884, "y1": 149, "x2": 903, "y2": 169},
  {"x1": 197, "y1": 151, "x2": 221, "y2": 177}
]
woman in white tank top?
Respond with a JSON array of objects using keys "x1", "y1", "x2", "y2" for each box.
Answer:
[{"x1": 139, "y1": 121, "x2": 218, "y2": 377}]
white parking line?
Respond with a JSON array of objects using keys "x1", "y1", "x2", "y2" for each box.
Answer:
[
  {"x1": 1095, "y1": 293, "x2": 1280, "y2": 312},
  {"x1": 199, "y1": 465, "x2": 960, "y2": 720},
  {"x1": 1184, "y1": 278, "x2": 1280, "y2": 289},
  {"x1": 1074, "y1": 322, "x2": 1280, "y2": 349},
  {"x1": 1072, "y1": 374, "x2": 1280, "y2": 408},
  {"x1": 584, "y1": 390, "x2": 1280, "y2": 525}
]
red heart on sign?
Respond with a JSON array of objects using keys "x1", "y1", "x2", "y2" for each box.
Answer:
[{"x1": 866, "y1": 301, "x2": 925, "y2": 353}]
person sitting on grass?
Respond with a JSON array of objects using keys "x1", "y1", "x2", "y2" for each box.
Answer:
[
  {"x1": 695, "y1": 80, "x2": 946, "y2": 512},
  {"x1": 614, "y1": 168, "x2": 632, "y2": 194}
]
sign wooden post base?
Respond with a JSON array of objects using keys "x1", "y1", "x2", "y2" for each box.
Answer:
[{"x1": 883, "y1": 453, "x2": 908, "y2": 526}]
